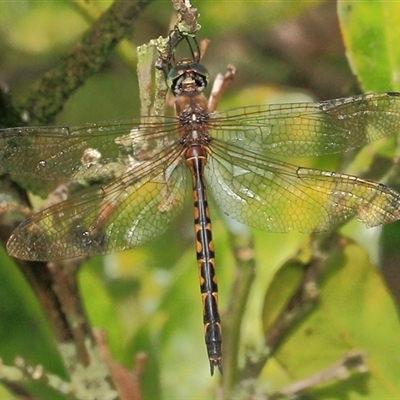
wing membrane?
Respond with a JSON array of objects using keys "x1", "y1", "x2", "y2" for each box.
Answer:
[
  {"x1": 0, "y1": 117, "x2": 180, "y2": 194},
  {"x1": 206, "y1": 139, "x2": 400, "y2": 233},
  {"x1": 7, "y1": 146, "x2": 186, "y2": 260},
  {"x1": 209, "y1": 92, "x2": 400, "y2": 157}
]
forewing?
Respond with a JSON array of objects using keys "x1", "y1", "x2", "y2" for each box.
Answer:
[
  {"x1": 7, "y1": 147, "x2": 187, "y2": 261},
  {"x1": 0, "y1": 117, "x2": 179, "y2": 195},
  {"x1": 206, "y1": 139, "x2": 400, "y2": 233},
  {"x1": 209, "y1": 92, "x2": 400, "y2": 157}
]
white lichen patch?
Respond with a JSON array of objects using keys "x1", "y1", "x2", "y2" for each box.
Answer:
[{"x1": 58, "y1": 340, "x2": 119, "y2": 400}]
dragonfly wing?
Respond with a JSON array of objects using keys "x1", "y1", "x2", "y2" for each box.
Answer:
[
  {"x1": 7, "y1": 148, "x2": 187, "y2": 261},
  {"x1": 210, "y1": 92, "x2": 400, "y2": 157},
  {"x1": 0, "y1": 117, "x2": 179, "y2": 195},
  {"x1": 206, "y1": 140, "x2": 400, "y2": 233}
]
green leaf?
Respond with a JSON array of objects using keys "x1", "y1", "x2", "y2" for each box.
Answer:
[
  {"x1": 262, "y1": 257, "x2": 308, "y2": 333},
  {"x1": 79, "y1": 259, "x2": 125, "y2": 359},
  {"x1": 267, "y1": 241, "x2": 400, "y2": 398},
  {"x1": 0, "y1": 248, "x2": 64, "y2": 374},
  {"x1": 338, "y1": 1, "x2": 400, "y2": 92}
]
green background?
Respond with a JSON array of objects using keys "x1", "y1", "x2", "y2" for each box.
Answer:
[{"x1": 1, "y1": 1, "x2": 400, "y2": 399}]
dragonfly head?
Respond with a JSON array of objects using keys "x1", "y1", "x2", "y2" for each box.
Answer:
[{"x1": 167, "y1": 60, "x2": 209, "y2": 96}]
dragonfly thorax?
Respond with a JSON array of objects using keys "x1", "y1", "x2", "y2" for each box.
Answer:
[
  {"x1": 169, "y1": 61, "x2": 211, "y2": 148},
  {"x1": 176, "y1": 90, "x2": 211, "y2": 148}
]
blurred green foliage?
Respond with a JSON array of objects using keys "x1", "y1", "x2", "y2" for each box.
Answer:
[{"x1": 1, "y1": 1, "x2": 400, "y2": 399}]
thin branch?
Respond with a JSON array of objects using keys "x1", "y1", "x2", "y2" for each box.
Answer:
[
  {"x1": 95, "y1": 331, "x2": 145, "y2": 400},
  {"x1": 17, "y1": 0, "x2": 152, "y2": 126},
  {"x1": 221, "y1": 224, "x2": 257, "y2": 398},
  {"x1": 136, "y1": 0, "x2": 201, "y2": 118},
  {"x1": 208, "y1": 64, "x2": 237, "y2": 113},
  {"x1": 240, "y1": 232, "x2": 345, "y2": 380},
  {"x1": 2, "y1": 350, "x2": 119, "y2": 400},
  {"x1": 171, "y1": 0, "x2": 200, "y2": 34},
  {"x1": 270, "y1": 350, "x2": 368, "y2": 399}
]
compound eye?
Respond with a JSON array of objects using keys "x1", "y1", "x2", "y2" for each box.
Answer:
[
  {"x1": 191, "y1": 63, "x2": 209, "y2": 85},
  {"x1": 167, "y1": 63, "x2": 188, "y2": 89},
  {"x1": 167, "y1": 62, "x2": 210, "y2": 94}
]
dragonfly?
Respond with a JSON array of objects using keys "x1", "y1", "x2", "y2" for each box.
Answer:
[{"x1": 2, "y1": 57, "x2": 400, "y2": 376}]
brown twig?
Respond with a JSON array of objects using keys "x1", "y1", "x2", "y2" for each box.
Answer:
[
  {"x1": 95, "y1": 331, "x2": 145, "y2": 400},
  {"x1": 208, "y1": 64, "x2": 237, "y2": 113}
]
